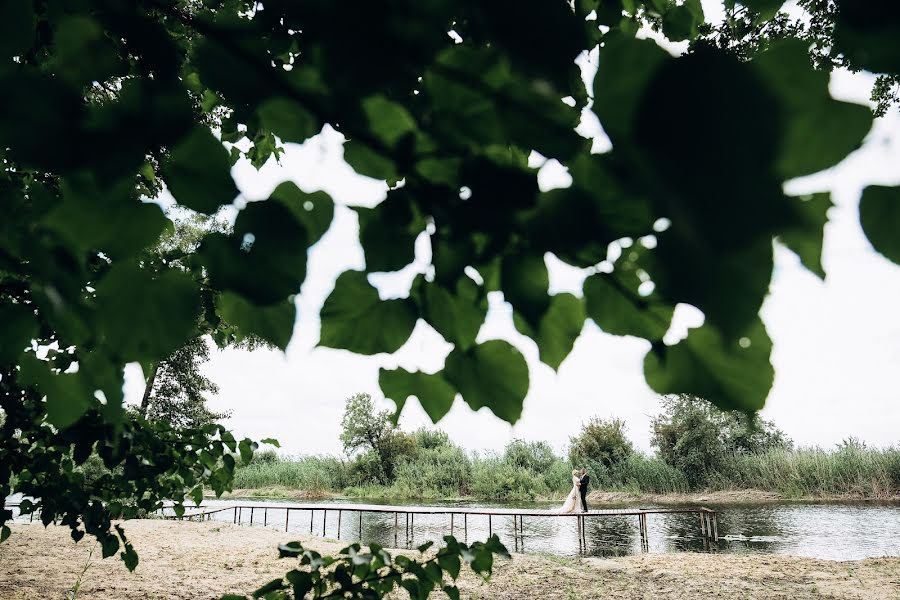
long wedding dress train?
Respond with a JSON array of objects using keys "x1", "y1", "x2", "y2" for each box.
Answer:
[{"x1": 556, "y1": 475, "x2": 580, "y2": 513}]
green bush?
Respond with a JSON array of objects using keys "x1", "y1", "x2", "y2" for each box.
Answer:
[
  {"x1": 412, "y1": 428, "x2": 452, "y2": 450},
  {"x1": 471, "y1": 456, "x2": 550, "y2": 501},
  {"x1": 568, "y1": 417, "x2": 634, "y2": 470},
  {"x1": 392, "y1": 445, "x2": 473, "y2": 498},
  {"x1": 503, "y1": 439, "x2": 558, "y2": 473},
  {"x1": 233, "y1": 455, "x2": 348, "y2": 492},
  {"x1": 651, "y1": 394, "x2": 792, "y2": 488}
]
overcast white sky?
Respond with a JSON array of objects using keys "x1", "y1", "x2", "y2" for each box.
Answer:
[{"x1": 125, "y1": 1, "x2": 900, "y2": 457}]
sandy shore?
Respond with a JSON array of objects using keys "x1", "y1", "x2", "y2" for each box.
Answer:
[{"x1": 2, "y1": 520, "x2": 898, "y2": 599}]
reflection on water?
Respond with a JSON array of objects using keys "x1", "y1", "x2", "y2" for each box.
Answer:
[{"x1": 8, "y1": 494, "x2": 900, "y2": 560}]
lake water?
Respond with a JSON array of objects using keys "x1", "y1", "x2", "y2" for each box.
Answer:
[{"x1": 8, "y1": 496, "x2": 900, "y2": 560}]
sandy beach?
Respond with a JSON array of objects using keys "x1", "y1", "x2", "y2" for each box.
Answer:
[{"x1": 2, "y1": 520, "x2": 898, "y2": 599}]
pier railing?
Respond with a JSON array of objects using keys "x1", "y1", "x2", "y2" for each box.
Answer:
[
  {"x1": 161, "y1": 502, "x2": 720, "y2": 553},
  {"x1": 5, "y1": 500, "x2": 719, "y2": 553}
]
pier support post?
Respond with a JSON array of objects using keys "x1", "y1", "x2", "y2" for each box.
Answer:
[
  {"x1": 519, "y1": 516, "x2": 525, "y2": 551},
  {"x1": 699, "y1": 512, "x2": 706, "y2": 537},
  {"x1": 464, "y1": 514, "x2": 467, "y2": 542},
  {"x1": 338, "y1": 510, "x2": 342, "y2": 539},
  {"x1": 310, "y1": 510, "x2": 314, "y2": 534},
  {"x1": 513, "y1": 516, "x2": 518, "y2": 553},
  {"x1": 394, "y1": 512, "x2": 398, "y2": 547},
  {"x1": 450, "y1": 513, "x2": 454, "y2": 536},
  {"x1": 359, "y1": 511, "x2": 363, "y2": 539},
  {"x1": 488, "y1": 515, "x2": 492, "y2": 538},
  {"x1": 712, "y1": 513, "x2": 718, "y2": 542},
  {"x1": 323, "y1": 509, "x2": 327, "y2": 537},
  {"x1": 264, "y1": 508, "x2": 267, "y2": 527},
  {"x1": 285, "y1": 509, "x2": 289, "y2": 532}
]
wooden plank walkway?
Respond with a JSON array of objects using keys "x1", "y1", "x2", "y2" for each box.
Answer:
[
  {"x1": 162, "y1": 502, "x2": 720, "y2": 554},
  {"x1": 6, "y1": 500, "x2": 720, "y2": 553}
]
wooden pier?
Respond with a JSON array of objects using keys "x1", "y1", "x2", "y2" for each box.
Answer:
[{"x1": 163, "y1": 502, "x2": 720, "y2": 553}]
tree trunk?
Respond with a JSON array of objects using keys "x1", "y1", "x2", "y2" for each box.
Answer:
[{"x1": 139, "y1": 362, "x2": 159, "y2": 417}]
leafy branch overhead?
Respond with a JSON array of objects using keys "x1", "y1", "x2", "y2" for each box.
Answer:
[
  {"x1": 223, "y1": 535, "x2": 510, "y2": 600},
  {"x1": 2, "y1": 0, "x2": 899, "y2": 572}
]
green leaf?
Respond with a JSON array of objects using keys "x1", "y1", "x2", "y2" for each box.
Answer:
[
  {"x1": 100, "y1": 534, "x2": 119, "y2": 558},
  {"x1": 162, "y1": 126, "x2": 239, "y2": 214},
  {"x1": 220, "y1": 595, "x2": 249, "y2": 600},
  {"x1": 0, "y1": 0, "x2": 34, "y2": 58},
  {"x1": 443, "y1": 340, "x2": 528, "y2": 424},
  {"x1": 752, "y1": 40, "x2": 873, "y2": 180},
  {"x1": 584, "y1": 273, "x2": 672, "y2": 341},
  {"x1": 356, "y1": 193, "x2": 421, "y2": 272},
  {"x1": 414, "y1": 278, "x2": 486, "y2": 351},
  {"x1": 535, "y1": 293, "x2": 585, "y2": 371},
  {"x1": 662, "y1": 0, "x2": 704, "y2": 42},
  {"x1": 260, "y1": 438, "x2": 280, "y2": 447},
  {"x1": 198, "y1": 201, "x2": 309, "y2": 305},
  {"x1": 343, "y1": 140, "x2": 397, "y2": 182},
  {"x1": 268, "y1": 182, "x2": 334, "y2": 246},
  {"x1": 253, "y1": 578, "x2": 285, "y2": 598},
  {"x1": 644, "y1": 319, "x2": 774, "y2": 413},
  {"x1": 652, "y1": 234, "x2": 773, "y2": 342},
  {"x1": 501, "y1": 253, "x2": 549, "y2": 329},
  {"x1": 278, "y1": 541, "x2": 304, "y2": 558},
  {"x1": 860, "y1": 185, "x2": 900, "y2": 265},
  {"x1": 443, "y1": 585, "x2": 461, "y2": 600},
  {"x1": 437, "y1": 552, "x2": 461, "y2": 581},
  {"x1": 53, "y1": 16, "x2": 123, "y2": 86},
  {"x1": 258, "y1": 97, "x2": 319, "y2": 144},
  {"x1": 45, "y1": 176, "x2": 169, "y2": 259},
  {"x1": 0, "y1": 303, "x2": 37, "y2": 364},
  {"x1": 593, "y1": 34, "x2": 669, "y2": 144},
  {"x1": 319, "y1": 271, "x2": 417, "y2": 355},
  {"x1": 739, "y1": 0, "x2": 785, "y2": 18},
  {"x1": 238, "y1": 439, "x2": 257, "y2": 465},
  {"x1": 833, "y1": 5, "x2": 900, "y2": 75},
  {"x1": 216, "y1": 292, "x2": 296, "y2": 351},
  {"x1": 190, "y1": 486, "x2": 204, "y2": 506},
  {"x1": 285, "y1": 570, "x2": 313, "y2": 597},
  {"x1": 121, "y1": 542, "x2": 139, "y2": 572},
  {"x1": 417, "y1": 540, "x2": 434, "y2": 553},
  {"x1": 95, "y1": 263, "x2": 199, "y2": 362},
  {"x1": 423, "y1": 46, "x2": 582, "y2": 160},
  {"x1": 361, "y1": 95, "x2": 417, "y2": 148},
  {"x1": 19, "y1": 355, "x2": 92, "y2": 428},
  {"x1": 0, "y1": 525, "x2": 10, "y2": 544},
  {"x1": 379, "y1": 367, "x2": 457, "y2": 423},
  {"x1": 780, "y1": 193, "x2": 832, "y2": 278}
]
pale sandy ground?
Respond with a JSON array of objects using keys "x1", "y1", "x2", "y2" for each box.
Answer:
[{"x1": 2, "y1": 520, "x2": 899, "y2": 600}]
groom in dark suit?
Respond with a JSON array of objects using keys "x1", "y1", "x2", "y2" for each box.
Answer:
[{"x1": 579, "y1": 467, "x2": 589, "y2": 512}]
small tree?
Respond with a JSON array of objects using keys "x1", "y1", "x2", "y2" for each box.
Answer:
[
  {"x1": 340, "y1": 393, "x2": 414, "y2": 483},
  {"x1": 651, "y1": 394, "x2": 792, "y2": 488},
  {"x1": 139, "y1": 337, "x2": 230, "y2": 430},
  {"x1": 568, "y1": 418, "x2": 634, "y2": 470}
]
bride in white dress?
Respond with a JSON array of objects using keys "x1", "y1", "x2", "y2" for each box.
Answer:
[{"x1": 556, "y1": 469, "x2": 581, "y2": 513}]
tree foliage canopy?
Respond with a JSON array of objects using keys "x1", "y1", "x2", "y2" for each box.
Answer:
[{"x1": 2, "y1": 0, "x2": 899, "y2": 583}]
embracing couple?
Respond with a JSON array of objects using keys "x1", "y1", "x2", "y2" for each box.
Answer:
[{"x1": 557, "y1": 467, "x2": 589, "y2": 513}]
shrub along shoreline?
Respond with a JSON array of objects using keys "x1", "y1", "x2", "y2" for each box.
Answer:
[
  {"x1": 231, "y1": 445, "x2": 900, "y2": 504},
  {"x1": 227, "y1": 394, "x2": 900, "y2": 504}
]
